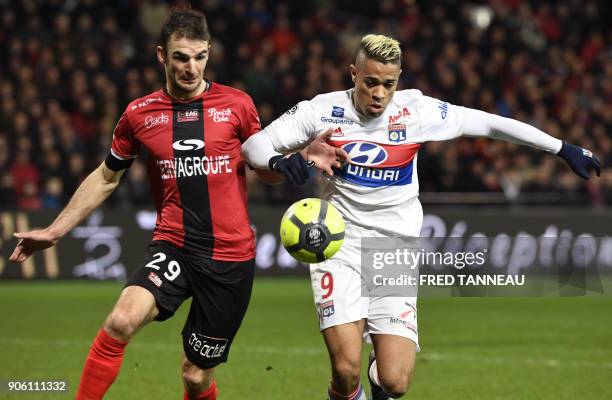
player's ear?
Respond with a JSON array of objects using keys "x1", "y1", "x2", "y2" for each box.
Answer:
[
  {"x1": 156, "y1": 45, "x2": 166, "y2": 64},
  {"x1": 350, "y1": 64, "x2": 357, "y2": 83}
]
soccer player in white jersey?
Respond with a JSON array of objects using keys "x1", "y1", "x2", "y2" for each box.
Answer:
[{"x1": 242, "y1": 34, "x2": 600, "y2": 399}]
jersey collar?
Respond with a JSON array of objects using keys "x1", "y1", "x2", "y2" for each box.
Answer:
[{"x1": 162, "y1": 80, "x2": 213, "y2": 103}]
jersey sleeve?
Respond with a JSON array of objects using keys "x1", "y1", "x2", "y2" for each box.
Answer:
[
  {"x1": 262, "y1": 101, "x2": 318, "y2": 152},
  {"x1": 237, "y1": 94, "x2": 262, "y2": 142},
  {"x1": 106, "y1": 110, "x2": 140, "y2": 170},
  {"x1": 418, "y1": 95, "x2": 466, "y2": 142}
]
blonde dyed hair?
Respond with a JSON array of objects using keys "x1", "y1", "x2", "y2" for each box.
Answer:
[{"x1": 357, "y1": 34, "x2": 401, "y2": 65}]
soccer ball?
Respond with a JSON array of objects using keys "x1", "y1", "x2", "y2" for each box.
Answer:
[{"x1": 280, "y1": 198, "x2": 345, "y2": 263}]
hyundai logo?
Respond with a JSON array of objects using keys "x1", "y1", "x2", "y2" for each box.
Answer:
[
  {"x1": 341, "y1": 142, "x2": 387, "y2": 166},
  {"x1": 172, "y1": 139, "x2": 205, "y2": 151}
]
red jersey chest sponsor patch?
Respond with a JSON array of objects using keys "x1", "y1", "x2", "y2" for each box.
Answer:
[
  {"x1": 207, "y1": 107, "x2": 232, "y2": 123},
  {"x1": 177, "y1": 109, "x2": 200, "y2": 122}
]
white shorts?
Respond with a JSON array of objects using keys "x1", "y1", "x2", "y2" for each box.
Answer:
[{"x1": 310, "y1": 223, "x2": 419, "y2": 348}]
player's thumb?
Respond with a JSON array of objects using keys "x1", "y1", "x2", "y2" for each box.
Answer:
[
  {"x1": 319, "y1": 128, "x2": 334, "y2": 141},
  {"x1": 13, "y1": 231, "x2": 45, "y2": 240}
]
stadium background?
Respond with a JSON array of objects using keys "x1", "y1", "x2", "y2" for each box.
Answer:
[{"x1": 1, "y1": 0, "x2": 611, "y2": 399}]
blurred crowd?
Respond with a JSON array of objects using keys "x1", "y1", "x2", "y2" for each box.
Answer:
[{"x1": 0, "y1": 0, "x2": 610, "y2": 210}]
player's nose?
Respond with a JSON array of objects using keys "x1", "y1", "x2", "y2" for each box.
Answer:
[
  {"x1": 372, "y1": 94, "x2": 384, "y2": 103},
  {"x1": 185, "y1": 59, "x2": 196, "y2": 73},
  {"x1": 372, "y1": 87, "x2": 384, "y2": 102}
]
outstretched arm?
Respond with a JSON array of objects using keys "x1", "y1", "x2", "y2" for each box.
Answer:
[
  {"x1": 243, "y1": 130, "x2": 347, "y2": 185},
  {"x1": 242, "y1": 100, "x2": 347, "y2": 185},
  {"x1": 9, "y1": 162, "x2": 125, "y2": 263},
  {"x1": 462, "y1": 108, "x2": 601, "y2": 179}
]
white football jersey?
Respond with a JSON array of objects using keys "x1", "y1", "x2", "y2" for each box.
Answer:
[{"x1": 264, "y1": 89, "x2": 466, "y2": 236}]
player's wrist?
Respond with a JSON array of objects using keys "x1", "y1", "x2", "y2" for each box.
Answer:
[
  {"x1": 268, "y1": 155, "x2": 284, "y2": 171},
  {"x1": 556, "y1": 141, "x2": 568, "y2": 156},
  {"x1": 299, "y1": 148, "x2": 309, "y2": 162},
  {"x1": 44, "y1": 226, "x2": 64, "y2": 242},
  {"x1": 270, "y1": 153, "x2": 310, "y2": 185},
  {"x1": 299, "y1": 148, "x2": 316, "y2": 168}
]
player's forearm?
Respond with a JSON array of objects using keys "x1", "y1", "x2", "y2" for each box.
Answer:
[
  {"x1": 462, "y1": 108, "x2": 562, "y2": 153},
  {"x1": 242, "y1": 132, "x2": 283, "y2": 169},
  {"x1": 47, "y1": 164, "x2": 122, "y2": 239}
]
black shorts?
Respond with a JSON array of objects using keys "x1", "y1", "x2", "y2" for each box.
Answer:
[{"x1": 126, "y1": 241, "x2": 254, "y2": 369}]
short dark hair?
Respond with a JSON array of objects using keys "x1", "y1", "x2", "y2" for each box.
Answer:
[{"x1": 160, "y1": 8, "x2": 211, "y2": 50}]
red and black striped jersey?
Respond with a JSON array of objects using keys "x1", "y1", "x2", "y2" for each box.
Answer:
[{"x1": 109, "y1": 82, "x2": 260, "y2": 261}]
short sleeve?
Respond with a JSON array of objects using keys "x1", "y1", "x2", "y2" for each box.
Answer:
[
  {"x1": 110, "y1": 111, "x2": 140, "y2": 160},
  {"x1": 238, "y1": 95, "x2": 262, "y2": 142},
  {"x1": 418, "y1": 96, "x2": 466, "y2": 142},
  {"x1": 263, "y1": 101, "x2": 318, "y2": 152}
]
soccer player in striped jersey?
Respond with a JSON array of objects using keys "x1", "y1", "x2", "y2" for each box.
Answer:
[{"x1": 9, "y1": 8, "x2": 340, "y2": 400}]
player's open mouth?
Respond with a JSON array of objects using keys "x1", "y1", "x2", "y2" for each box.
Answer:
[
  {"x1": 369, "y1": 103, "x2": 383, "y2": 111},
  {"x1": 181, "y1": 77, "x2": 198, "y2": 84}
]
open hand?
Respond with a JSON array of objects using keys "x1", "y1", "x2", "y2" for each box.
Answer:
[
  {"x1": 9, "y1": 229, "x2": 59, "y2": 263},
  {"x1": 303, "y1": 129, "x2": 349, "y2": 176}
]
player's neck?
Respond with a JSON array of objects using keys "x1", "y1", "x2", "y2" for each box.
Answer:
[
  {"x1": 350, "y1": 89, "x2": 372, "y2": 121},
  {"x1": 166, "y1": 79, "x2": 208, "y2": 100}
]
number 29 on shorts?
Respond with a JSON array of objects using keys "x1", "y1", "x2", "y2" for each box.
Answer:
[{"x1": 145, "y1": 252, "x2": 182, "y2": 281}]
